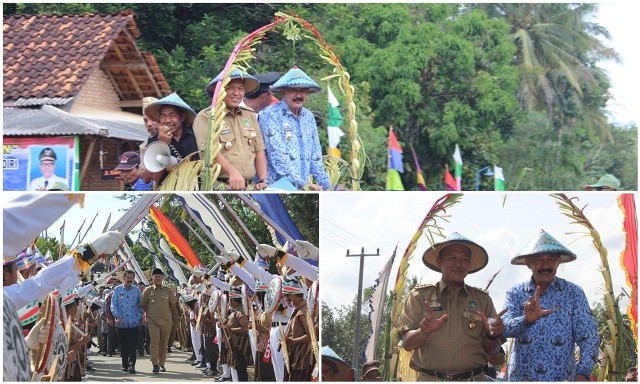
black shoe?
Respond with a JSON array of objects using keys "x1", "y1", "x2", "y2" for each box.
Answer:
[
  {"x1": 167, "y1": 347, "x2": 172, "y2": 353},
  {"x1": 204, "y1": 370, "x2": 216, "y2": 377},
  {"x1": 107, "y1": 354, "x2": 113, "y2": 357},
  {"x1": 215, "y1": 377, "x2": 231, "y2": 382},
  {"x1": 190, "y1": 360, "x2": 201, "y2": 366},
  {"x1": 159, "y1": 366, "x2": 166, "y2": 372},
  {"x1": 121, "y1": 367, "x2": 128, "y2": 372},
  {"x1": 101, "y1": 352, "x2": 107, "y2": 357},
  {"x1": 145, "y1": 348, "x2": 150, "y2": 355},
  {"x1": 195, "y1": 362, "x2": 207, "y2": 369},
  {"x1": 129, "y1": 366, "x2": 136, "y2": 374},
  {"x1": 85, "y1": 365, "x2": 95, "y2": 372},
  {"x1": 138, "y1": 352, "x2": 144, "y2": 357},
  {"x1": 153, "y1": 365, "x2": 160, "y2": 374}
]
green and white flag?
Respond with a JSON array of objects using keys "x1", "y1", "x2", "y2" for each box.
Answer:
[
  {"x1": 453, "y1": 144, "x2": 463, "y2": 191},
  {"x1": 327, "y1": 85, "x2": 345, "y2": 157},
  {"x1": 494, "y1": 165, "x2": 505, "y2": 191}
]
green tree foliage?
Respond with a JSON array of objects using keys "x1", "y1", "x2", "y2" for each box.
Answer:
[
  {"x1": 5, "y1": 3, "x2": 636, "y2": 190},
  {"x1": 35, "y1": 236, "x2": 63, "y2": 261}
]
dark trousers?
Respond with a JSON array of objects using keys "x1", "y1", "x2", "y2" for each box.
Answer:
[
  {"x1": 255, "y1": 351, "x2": 275, "y2": 381},
  {"x1": 236, "y1": 353, "x2": 248, "y2": 382},
  {"x1": 203, "y1": 335, "x2": 218, "y2": 370},
  {"x1": 137, "y1": 325, "x2": 149, "y2": 354},
  {"x1": 107, "y1": 325, "x2": 118, "y2": 354},
  {"x1": 117, "y1": 327, "x2": 139, "y2": 369}
]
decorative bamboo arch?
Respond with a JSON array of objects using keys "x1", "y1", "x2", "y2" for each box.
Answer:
[{"x1": 197, "y1": 11, "x2": 366, "y2": 191}]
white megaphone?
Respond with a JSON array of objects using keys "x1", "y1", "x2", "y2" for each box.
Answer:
[{"x1": 143, "y1": 141, "x2": 179, "y2": 172}]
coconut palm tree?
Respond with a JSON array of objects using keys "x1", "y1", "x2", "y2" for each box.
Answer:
[{"x1": 474, "y1": 3, "x2": 618, "y2": 141}]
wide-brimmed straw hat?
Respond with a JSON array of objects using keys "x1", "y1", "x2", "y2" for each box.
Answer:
[
  {"x1": 510, "y1": 229, "x2": 577, "y2": 265},
  {"x1": 205, "y1": 69, "x2": 260, "y2": 98},
  {"x1": 422, "y1": 232, "x2": 488, "y2": 274},
  {"x1": 269, "y1": 66, "x2": 321, "y2": 94},
  {"x1": 321, "y1": 346, "x2": 355, "y2": 381},
  {"x1": 143, "y1": 92, "x2": 196, "y2": 125},
  {"x1": 142, "y1": 97, "x2": 158, "y2": 117}
]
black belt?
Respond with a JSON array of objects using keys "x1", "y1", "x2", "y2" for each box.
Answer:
[
  {"x1": 272, "y1": 322, "x2": 288, "y2": 327},
  {"x1": 419, "y1": 366, "x2": 485, "y2": 381}
]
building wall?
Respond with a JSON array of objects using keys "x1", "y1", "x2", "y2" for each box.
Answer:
[
  {"x1": 79, "y1": 136, "x2": 140, "y2": 191},
  {"x1": 71, "y1": 69, "x2": 121, "y2": 112}
]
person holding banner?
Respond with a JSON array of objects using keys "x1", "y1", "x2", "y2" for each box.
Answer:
[
  {"x1": 283, "y1": 277, "x2": 314, "y2": 381},
  {"x1": 222, "y1": 287, "x2": 252, "y2": 381}
]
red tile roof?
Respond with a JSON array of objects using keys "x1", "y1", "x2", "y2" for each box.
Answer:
[{"x1": 3, "y1": 11, "x2": 171, "y2": 102}]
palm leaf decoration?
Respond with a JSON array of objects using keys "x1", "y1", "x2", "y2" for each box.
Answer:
[
  {"x1": 198, "y1": 11, "x2": 365, "y2": 190},
  {"x1": 551, "y1": 193, "x2": 633, "y2": 381},
  {"x1": 388, "y1": 193, "x2": 462, "y2": 380}
]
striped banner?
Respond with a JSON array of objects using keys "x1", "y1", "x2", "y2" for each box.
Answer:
[{"x1": 177, "y1": 194, "x2": 251, "y2": 260}]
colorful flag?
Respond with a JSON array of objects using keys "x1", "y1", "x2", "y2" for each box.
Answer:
[
  {"x1": 327, "y1": 85, "x2": 345, "y2": 158},
  {"x1": 149, "y1": 205, "x2": 203, "y2": 268},
  {"x1": 388, "y1": 128, "x2": 404, "y2": 172},
  {"x1": 444, "y1": 165, "x2": 457, "y2": 191},
  {"x1": 386, "y1": 127, "x2": 404, "y2": 190},
  {"x1": 365, "y1": 245, "x2": 398, "y2": 361},
  {"x1": 494, "y1": 165, "x2": 505, "y2": 191},
  {"x1": 453, "y1": 144, "x2": 463, "y2": 190},
  {"x1": 410, "y1": 144, "x2": 427, "y2": 190},
  {"x1": 619, "y1": 194, "x2": 637, "y2": 344}
]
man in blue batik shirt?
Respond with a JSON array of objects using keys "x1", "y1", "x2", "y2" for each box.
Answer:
[
  {"x1": 111, "y1": 270, "x2": 144, "y2": 374},
  {"x1": 502, "y1": 230, "x2": 599, "y2": 381},
  {"x1": 259, "y1": 66, "x2": 331, "y2": 191}
]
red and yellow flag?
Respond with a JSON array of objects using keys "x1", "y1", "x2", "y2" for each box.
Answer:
[
  {"x1": 149, "y1": 205, "x2": 203, "y2": 268},
  {"x1": 618, "y1": 194, "x2": 637, "y2": 344}
]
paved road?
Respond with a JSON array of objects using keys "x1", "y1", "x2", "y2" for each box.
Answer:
[
  {"x1": 85, "y1": 347, "x2": 215, "y2": 382},
  {"x1": 84, "y1": 343, "x2": 254, "y2": 382}
]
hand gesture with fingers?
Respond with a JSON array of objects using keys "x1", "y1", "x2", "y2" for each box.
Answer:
[
  {"x1": 524, "y1": 285, "x2": 558, "y2": 324},
  {"x1": 419, "y1": 301, "x2": 448, "y2": 335},
  {"x1": 478, "y1": 308, "x2": 507, "y2": 339}
]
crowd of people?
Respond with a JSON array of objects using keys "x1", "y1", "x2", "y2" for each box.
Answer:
[
  {"x1": 3, "y1": 194, "x2": 320, "y2": 382},
  {"x1": 112, "y1": 66, "x2": 332, "y2": 191}
]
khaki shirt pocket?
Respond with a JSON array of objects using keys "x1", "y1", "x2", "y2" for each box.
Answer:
[
  {"x1": 241, "y1": 127, "x2": 257, "y2": 153},
  {"x1": 220, "y1": 129, "x2": 236, "y2": 151},
  {"x1": 461, "y1": 310, "x2": 484, "y2": 340}
]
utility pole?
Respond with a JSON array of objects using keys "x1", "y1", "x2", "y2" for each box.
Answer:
[{"x1": 346, "y1": 247, "x2": 380, "y2": 379}]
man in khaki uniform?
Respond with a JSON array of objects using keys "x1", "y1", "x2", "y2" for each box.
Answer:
[
  {"x1": 194, "y1": 69, "x2": 268, "y2": 191},
  {"x1": 397, "y1": 232, "x2": 506, "y2": 381},
  {"x1": 141, "y1": 268, "x2": 178, "y2": 374}
]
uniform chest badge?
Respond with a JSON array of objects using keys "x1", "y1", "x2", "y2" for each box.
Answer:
[
  {"x1": 468, "y1": 299, "x2": 478, "y2": 309},
  {"x1": 225, "y1": 141, "x2": 233, "y2": 150},
  {"x1": 243, "y1": 118, "x2": 251, "y2": 127},
  {"x1": 429, "y1": 294, "x2": 442, "y2": 311},
  {"x1": 469, "y1": 321, "x2": 477, "y2": 329}
]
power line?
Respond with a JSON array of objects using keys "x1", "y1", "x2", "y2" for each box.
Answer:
[{"x1": 321, "y1": 217, "x2": 380, "y2": 249}]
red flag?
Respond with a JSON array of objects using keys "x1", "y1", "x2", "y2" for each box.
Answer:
[
  {"x1": 444, "y1": 165, "x2": 457, "y2": 191},
  {"x1": 149, "y1": 205, "x2": 203, "y2": 268},
  {"x1": 619, "y1": 194, "x2": 637, "y2": 344}
]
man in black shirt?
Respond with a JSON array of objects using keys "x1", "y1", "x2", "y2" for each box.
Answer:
[
  {"x1": 145, "y1": 92, "x2": 199, "y2": 159},
  {"x1": 144, "y1": 93, "x2": 200, "y2": 183}
]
